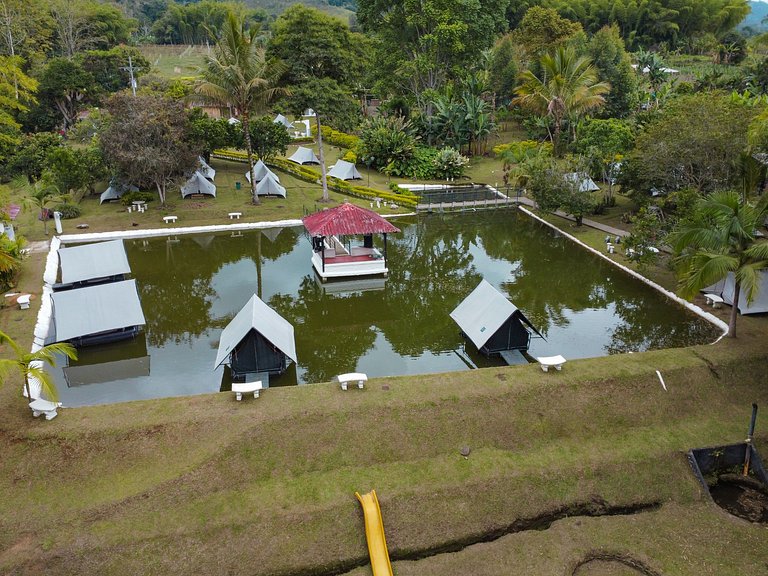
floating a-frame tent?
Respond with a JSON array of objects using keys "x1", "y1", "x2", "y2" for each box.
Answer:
[
  {"x1": 181, "y1": 171, "x2": 217, "y2": 198},
  {"x1": 245, "y1": 159, "x2": 280, "y2": 183},
  {"x1": 704, "y1": 272, "x2": 768, "y2": 315},
  {"x1": 57, "y1": 239, "x2": 131, "y2": 289},
  {"x1": 328, "y1": 159, "x2": 362, "y2": 180},
  {"x1": 288, "y1": 146, "x2": 320, "y2": 165},
  {"x1": 214, "y1": 294, "x2": 297, "y2": 381},
  {"x1": 51, "y1": 279, "x2": 146, "y2": 347},
  {"x1": 303, "y1": 202, "x2": 400, "y2": 279},
  {"x1": 450, "y1": 279, "x2": 543, "y2": 361},
  {"x1": 256, "y1": 173, "x2": 287, "y2": 198}
]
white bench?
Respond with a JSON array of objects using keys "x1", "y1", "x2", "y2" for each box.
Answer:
[
  {"x1": 17, "y1": 294, "x2": 30, "y2": 309},
  {"x1": 338, "y1": 372, "x2": 367, "y2": 391},
  {"x1": 704, "y1": 293, "x2": 724, "y2": 308},
  {"x1": 537, "y1": 355, "x2": 567, "y2": 372},
  {"x1": 232, "y1": 380, "x2": 263, "y2": 401},
  {"x1": 163, "y1": 216, "x2": 178, "y2": 224},
  {"x1": 29, "y1": 398, "x2": 60, "y2": 420},
  {"x1": 228, "y1": 212, "x2": 242, "y2": 220}
]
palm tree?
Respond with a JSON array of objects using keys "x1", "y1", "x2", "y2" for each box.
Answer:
[
  {"x1": 196, "y1": 14, "x2": 283, "y2": 205},
  {"x1": 0, "y1": 330, "x2": 76, "y2": 403},
  {"x1": 14, "y1": 177, "x2": 68, "y2": 236},
  {"x1": 513, "y1": 46, "x2": 610, "y2": 155},
  {"x1": 670, "y1": 191, "x2": 768, "y2": 337}
]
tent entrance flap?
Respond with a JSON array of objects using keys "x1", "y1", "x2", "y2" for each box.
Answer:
[{"x1": 230, "y1": 329, "x2": 289, "y2": 376}]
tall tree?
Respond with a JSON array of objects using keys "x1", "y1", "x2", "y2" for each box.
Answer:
[
  {"x1": 0, "y1": 330, "x2": 76, "y2": 402},
  {"x1": 0, "y1": 0, "x2": 53, "y2": 59},
  {"x1": 0, "y1": 55, "x2": 36, "y2": 148},
  {"x1": 512, "y1": 6, "x2": 582, "y2": 60},
  {"x1": 513, "y1": 46, "x2": 609, "y2": 155},
  {"x1": 37, "y1": 57, "x2": 95, "y2": 131},
  {"x1": 671, "y1": 191, "x2": 768, "y2": 337},
  {"x1": 587, "y1": 24, "x2": 637, "y2": 118},
  {"x1": 100, "y1": 93, "x2": 198, "y2": 206},
  {"x1": 196, "y1": 14, "x2": 282, "y2": 205}
]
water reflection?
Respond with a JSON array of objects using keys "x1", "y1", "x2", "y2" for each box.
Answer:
[{"x1": 50, "y1": 212, "x2": 719, "y2": 406}]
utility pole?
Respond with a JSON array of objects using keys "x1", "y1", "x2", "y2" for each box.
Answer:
[{"x1": 121, "y1": 55, "x2": 141, "y2": 97}]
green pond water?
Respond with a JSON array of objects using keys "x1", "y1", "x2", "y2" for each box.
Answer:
[{"x1": 51, "y1": 210, "x2": 720, "y2": 406}]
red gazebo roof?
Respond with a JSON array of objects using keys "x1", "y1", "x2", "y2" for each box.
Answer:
[{"x1": 302, "y1": 202, "x2": 400, "y2": 237}]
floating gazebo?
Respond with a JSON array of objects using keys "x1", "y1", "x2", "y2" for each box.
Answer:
[
  {"x1": 302, "y1": 202, "x2": 400, "y2": 280},
  {"x1": 214, "y1": 294, "x2": 297, "y2": 383},
  {"x1": 450, "y1": 279, "x2": 543, "y2": 364}
]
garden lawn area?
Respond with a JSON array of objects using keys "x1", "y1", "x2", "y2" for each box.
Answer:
[{"x1": 138, "y1": 45, "x2": 208, "y2": 79}]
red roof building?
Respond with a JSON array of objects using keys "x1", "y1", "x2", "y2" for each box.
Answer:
[{"x1": 302, "y1": 202, "x2": 400, "y2": 237}]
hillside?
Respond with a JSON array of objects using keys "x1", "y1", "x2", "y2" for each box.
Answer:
[{"x1": 741, "y1": 0, "x2": 768, "y2": 31}]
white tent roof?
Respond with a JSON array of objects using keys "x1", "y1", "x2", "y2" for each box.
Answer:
[
  {"x1": 564, "y1": 172, "x2": 600, "y2": 192},
  {"x1": 288, "y1": 146, "x2": 320, "y2": 165},
  {"x1": 52, "y1": 280, "x2": 146, "y2": 343},
  {"x1": 245, "y1": 159, "x2": 280, "y2": 183},
  {"x1": 328, "y1": 159, "x2": 362, "y2": 180},
  {"x1": 256, "y1": 173, "x2": 287, "y2": 198},
  {"x1": 198, "y1": 156, "x2": 216, "y2": 180},
  {"x1": 450, "y1": 279, "x2": 540, "y2": 349},
  {"x1": 704, "y1": 272, "x2": 768, "y2": 315},
  {"x1": 99, "y1": 183, "x2": 138, "y2": 204},
  {"x1": 181, "y1": 171, "x2": 217, "y2": 198},
  {"x1": 227, "y1": 117, "x2": 241, "y2": 125},
  {"x1": 58, "y1": 239, "x2": 131, "y2": 284},
  {"x1": 273, "y1": 114, "x2": 294, "y2": 129},
  {"x1": 214, "y1": 294, "x2": 297, "y2": 368}
]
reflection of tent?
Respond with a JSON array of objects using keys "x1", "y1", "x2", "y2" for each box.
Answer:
[
  {"x1": 51, "y1": 279, "x2": 146, "y2": 347},
  {"x1": 214, "y1": 294, "x2": 297, "y2": 378},
  {"x1": 192, "y1": 235, "x2": 215, "y2": 250},
  {"x1": 181, "y1": 171, "x2": 217, "y2": 198},
  {"x1": 273, "y1": 113, "x2": 294, "y2": 129},
  {"x1": 198, "y1": 156, "x2": 216, "y2": 181},
  {"x1": 99, "y1": 182, "x2": 139, "y2": 204},
  {"x1": 704, "y1": 272, "x2": 768, "y2": 315},
  {"x1": 245, "y1": 159, "x2": 280, "y2": 183},
  {"x1": 450, "y1": 279, "x2": 543, "y2": 356},
  {"x1": 261, "y1": 227, "x2": 282, "y2": 243},
  {"x1": 564, "y1": 172, "x2": 600, "y2": 192},
  {"x1": 328, "y1": 159, "x2": 362, "y2": 180},
  {"x1": 58, "y1": 239, "x2": 131, "y2": 287},
  {"x1": 288, "y1": 146, "x2": 320, "y2": 165},
  {"x1": 255, "y1": 173, "x2": 286, "y2": 198}
]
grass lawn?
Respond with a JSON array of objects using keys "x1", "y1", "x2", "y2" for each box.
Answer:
[{"x1": 1, "y1": 137, "x2": 768, "y2": 575}]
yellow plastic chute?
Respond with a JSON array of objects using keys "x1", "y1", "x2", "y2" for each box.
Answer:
[{"x1": 355, "y1": 490, "x2": 394, "y2": 576}]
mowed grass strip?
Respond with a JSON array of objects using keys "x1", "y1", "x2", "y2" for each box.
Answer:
[{"x1": 2, "y1": 344, "x2": 767, "y2": 574}]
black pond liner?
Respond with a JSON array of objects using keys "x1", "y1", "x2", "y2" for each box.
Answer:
[{"x1": 688, "y1": 443, "x2": 768, "y2": 523}]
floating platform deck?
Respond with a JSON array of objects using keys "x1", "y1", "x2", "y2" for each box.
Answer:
[
  {"x1": 417, "y1": 198, "x2": 518, "y2": 212},
  {"x1": 499, "y1": 349, "x2": 529, "y2": 366}
]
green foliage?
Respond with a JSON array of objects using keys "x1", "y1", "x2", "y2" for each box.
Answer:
[
  {"x1": 587, "y1": 25, "x2": 638, "y2": 118},
  {"x1": 7, "y1": 132, "x2": 62, "y2": 182},
  {"x1": 432, "y1": 147, "x2": 469, "y2": 179},
  {"x1": 187, "y1": 108, "x2": 231, "y2": 157},
  {"x1": 152, "y1": 1, "x2": 264, "y2": 45},
  {"x1": 282, "y1": 77, "x2": 361, "y2": 133},
  {"x1": 357, "y1": 116, "x2": 418, "y2": 176},
  {"x1": 44, "y1": 145, "x2": 105, "y2": 196},
  {"x1": 313, "y1": 124, "x2": 360, "y2": 150},
  {"x1": 575, "y1": 118, "x2": 635, "y2": 191},
  {"x1": 78, "y1": 47, "x2": 150, "y2": 94},
  {"x1": 120, "y1": 190, "x2": 155, "y2": 205},
  {"x1": 0, "y1": 56, "x2": 38, "y2": 150},
  {"x1": 341, "y1": 150, "x2": 357, "y2": 163},
  {"x1": 749, "y1": 108, "x2": 768, "y2": 153},
  {"x1": 37, "y1": 58, "x2": 96, "y2": 130},
  {"x1": 248, "y1": 116, "x2": 291, "y2": 161},
  {"x1": 624, "y1": 207, "x2": 665, "y2": 267},
  {"x1": 494, "y1": 140, "x2": 553, "y2": 162},
  {"x1": 0, "y1": 235, "x2": 24, "y2": 291},
  {"x1": 512, "y1": 6, "x2": 583, "y2": 58},
  {"x1": 488, "y1": 34, "x2": 520, "y2": 105},
  {"x1": 52, "y1": 202, "x2": 82, "y2": 219}
]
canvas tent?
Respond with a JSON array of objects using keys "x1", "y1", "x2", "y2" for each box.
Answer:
[
  {"x1": 214, "y1": 294, "x2": 297, "y2": 378},
  {"x1": 273, "y1": 114, "x2": 294, "y2": 129},
  {"x1": 564, "y1": 172, "x2": 600, "y2": 193},
  {"x1": 288, "y1": 146, "x2": 320, "y2": 165},
  {"x1": 450, "y1": 279, "x2": 543, "y2": 356},
  {"x1": 181, "y1": 171, "x2": 217, "y2": 198},
  {"x1": 99, "y1": 182, "x2": 138, "y2": 204},
  {"x1": 328, "y1": 159, "x2": 362, "y2": 180},
  {"x1": 51, "y1": 279, "x2": 146, "y2": 346},
  {"x1": 704, "y1": 272, "x2": 768, "y2": 315},
  {"x1": 198, "y1": 156, "x2": 216, "y2": 181},
  {"x1": 256, "y1": 173, "x2": 287, "y2": 198},
  {"x1": 58, "y1": 239, "x2": 131, "y2": 287},
  {"x1": 245, "y1": 159, "x2": 280, "y2": 183}
]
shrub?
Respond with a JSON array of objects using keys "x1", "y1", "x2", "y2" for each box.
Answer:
[
  {"x1": 120, "y1": 191, "x2": 155, "y2": 205},
  {"x1": 341, "y1": 150, "x2": 357, "y2": 163},
  {"x1": 493, "y1": 140, "x2": 552, "y2": 162},
  {"x1": 358, "y1": 116, "x2": 418, "y2": 175},
  {"x1": 53, "y1": 203, "x2": 82, "y2": 219},
  {"x1": 432, "y1": 147, "x2": 469, "y2": 179},
  {"x1": 311, "y1": 124, "x2": 360, "y2": 149}
]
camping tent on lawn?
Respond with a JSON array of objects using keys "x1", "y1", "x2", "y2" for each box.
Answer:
[
  {"x1": 245, "y1": 159, "x2": 280, "y2": 184},
  {"x1": 99, "y1": 182, "x2": 139, "y2": 204},
  {"x1": 328, "y1": 159, "x2": 362, "y2": 180},
  {"x1": 198, "y1": 156, "x2": 216, "y2": 181},
  {"x1": 288, "y1": 146, "x2": 320, "y2": 165},
  {"x1": 450, "y1": 279, "x2": 543, "y2": 357},
  {"x1": 704, "y1": 271, "x2": 768, "y2": 315},
  {"x1": 273, "y1": 114, "x2": 294, "y2": 129},
  {"x1": 256, "y1": 173, "x2": 286, "y2": 198},
  {"x1": 181, "y1": 171, "x2": 217, "y2": 198},
  {"x1": 564, "y1": 172, "x2": 600, "y2": 192},
  {"x1": 214, "y1": 293, "x2": 297, "y2": 380}
]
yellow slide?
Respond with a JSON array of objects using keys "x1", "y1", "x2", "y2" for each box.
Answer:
[{"x1": 355, "y1": 490, "x2": 394, "y2": 576}]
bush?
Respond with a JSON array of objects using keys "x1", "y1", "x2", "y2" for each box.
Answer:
[
  {"x1": 493, "y1": 140, "x2": 552, "y2": 162},
  {"x1": 311, "y1": 124, "x2": 360, "y2": 149},
  {"x1": 358, "y1": 116, "x2": 418, "y2": 175},
  {"x1": 341, "y1": 150, "x2": 357, "y2": 163},
  {"x1": 432, "y1": 147, "x2": 469, "y2": 179},
  {"x1": 120, "y1": 191, "x2": 155, "y2": 205},
  {"x1": 53, "y1": 203, "x2": 82, "y2": 219}
]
